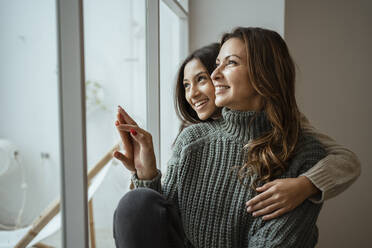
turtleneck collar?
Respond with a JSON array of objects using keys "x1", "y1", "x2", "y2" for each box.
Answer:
[{"x1": 220, "y1": 107, "x2": 272, "y2": 142}]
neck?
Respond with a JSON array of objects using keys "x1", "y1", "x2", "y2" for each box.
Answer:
[
  {"x1": 220, "y1": 108, "x2": 271, "y2": 142},
  {"x1": 227, "y1": 94, "x2": 263, "y2": 111}
]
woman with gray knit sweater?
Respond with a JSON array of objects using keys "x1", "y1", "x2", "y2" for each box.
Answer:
[{"x1": 113, "y1": 27, "x2": 360, "y2": 247}]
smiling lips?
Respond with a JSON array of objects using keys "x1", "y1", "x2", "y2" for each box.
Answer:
[
  {"x1": 215, "y1": 85, "x2": 230, "y2": 94},
  {"x1": 193, "y1": 99, "x2": 209, "y2": 110}
]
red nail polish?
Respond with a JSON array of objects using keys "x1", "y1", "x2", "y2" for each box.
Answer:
[
  {"x1": 130, "y1": 129, "x2": 137, "y2": 136},
  {"x1": 115, "y1": 120, "x2": 119, "y2": 126}
]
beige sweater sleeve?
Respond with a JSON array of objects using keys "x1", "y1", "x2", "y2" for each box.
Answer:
[{"x1": 299, "y1": 113, "x2": 361, "y2": 203}]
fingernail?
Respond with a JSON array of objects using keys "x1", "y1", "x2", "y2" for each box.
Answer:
[
  {"x1": 247, "y1": 206, "x2": 251, "y2": 212},
  {"x1": 252, "y1": 212, "x2": 257, "y2": 216},
  {"x1": 115, "y1": 120, "x2": 119, "y2": 126},
  {"x1": 130, "y1": 129, "x2": 137, "y2": 136}
]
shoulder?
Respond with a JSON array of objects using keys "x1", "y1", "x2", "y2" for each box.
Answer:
[
  {"x1": 287, "y1": 130, "x2": 327, "y2": 176},
  {"x1": 296, "y1": 131, "x2": 327, "y2": 158},
  {"x1": 173, "y1": 121, "x2": 219, "y2": 152},
  {"x1": 176, "y1": 121, "x2": 218, "y2": 145}
]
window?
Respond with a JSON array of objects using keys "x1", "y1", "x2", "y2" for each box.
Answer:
[
  {"x1": 0, "y1": 0, "x2": 62, "y2": 246},
  {"x1": 160, "y1": 0, "x2": 183, "y2": 171},
  {"x1": 83, "y1": 0, "x2": 147, "y2": 246},
  {"x1": 0, "y1": 0, "x2": 188, "y2": 246}
]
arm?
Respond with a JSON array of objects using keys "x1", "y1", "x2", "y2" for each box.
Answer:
[
  {"x1": 246, "y1": 114, "x2": 361, "y2": 219},
  {"x1": 128, "y1": 124, "x2": 184, "y2": 205},
  {"x1": 131, "y1": 155, "x2": 181, "y2": 204},
  {"x1": 300, "y1": 113, "x2": 361, "y2": 202}
]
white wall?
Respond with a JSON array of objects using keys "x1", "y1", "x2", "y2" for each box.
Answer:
[
  {"x1": 285, "y1": 0, "x2": 371, "y2": 246},
  {"x1": 189, "y1": 0, "x2": 284, "y2": 51}
]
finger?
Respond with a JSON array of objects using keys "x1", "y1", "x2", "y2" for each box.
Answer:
[
  {"x1": 246, "y1": 190, "x2": 273, "y2": 207},
  {"x1": 117, "y1": 124, "x2": 152, "y2": 149},
  {"x1": 251, "y1": 202, "x2": 282, "y2": 217},
  {"x1": 247, "y1": 195, "x2": 278, "y2": 212},
  {"x1": 117, "y1": 112, "x2": 126, "y2": 124},
  {"x1": 113, "y1": 150, "x2": 135, "y2": 172},
  {"x1": 255, "y1": 181, "x2": 276, "y2": 192},
  {"x1": 115, "y1": 121, "x2": 133, "y2": 159},
  {"x1": 261, "y1": 208, "x2": 287, "y2": 221},
  {"x1": 118, "y1": 106, "x2": 137, "y2": 125},
  {"x1": 117, "y1": 124, "x2": 150, "y2": 138}
]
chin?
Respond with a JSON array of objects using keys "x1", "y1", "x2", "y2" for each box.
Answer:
[
  {"x1": 214, "y1": 97, "x2": 226, "y2": 108},
  {"x1": 197, "y1": 113, "x2": 208, "y2": 121}
]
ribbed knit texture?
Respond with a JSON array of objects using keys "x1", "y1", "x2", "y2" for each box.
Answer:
[{"x1": 132, "y1": 108, "x2": 326, "y2": 248}]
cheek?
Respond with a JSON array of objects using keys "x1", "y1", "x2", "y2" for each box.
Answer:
[
  {"x1": 202, "y1": 84, "x2": 216, "y2": 100},
  {"x1": 184, "y1": 91, "x2": 192, "y2": 104},
  {"x1": 229, "y1": 69, "x2": 252, "y2": 91}
]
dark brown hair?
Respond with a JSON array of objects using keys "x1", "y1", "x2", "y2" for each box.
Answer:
[
  {"x1": 174, "y1": 43, "x2": 220, "y2": 132},
  {"x1": 221, "y1": 27, "x2": 301, "y2": 188}
]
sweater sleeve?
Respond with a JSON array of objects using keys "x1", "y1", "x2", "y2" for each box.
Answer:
[
  {"x1": 299, "y1": 113, "x2": 361, "y2": 203},
  {"x1": 131, "y1": 135, "x2": 184, "y2": 205}
]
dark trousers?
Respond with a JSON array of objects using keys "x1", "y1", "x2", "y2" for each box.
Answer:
[{"x1": 113, "y1": 188, "x2": 186, "y2": 248}]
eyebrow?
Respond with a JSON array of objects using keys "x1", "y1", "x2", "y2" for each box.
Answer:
[
  {"x1": 216, "y1": 54, "x2": 242, "y2": 62},
  {"x1": 183, "y1": 71, "x2": 208, "y2": 82}
]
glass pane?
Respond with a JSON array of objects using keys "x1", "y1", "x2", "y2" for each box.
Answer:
[
  {"x1": 0, "y1": 0, "x2": 62, "y2": 247},
  {"x1": 83, "y1": 0, "x2": 147, "y2": 247},
  {"x1": 160, "y1": 1, "x2": 183, "y2": 170}
]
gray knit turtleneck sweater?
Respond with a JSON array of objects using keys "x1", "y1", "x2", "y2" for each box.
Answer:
[{"x1": 132, "y1": 108, "x2": 326, "y2": 248}]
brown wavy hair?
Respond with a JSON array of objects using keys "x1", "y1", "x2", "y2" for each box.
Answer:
[{"x1": 221, "y1": 27, "x2": 301, "y2": 188}]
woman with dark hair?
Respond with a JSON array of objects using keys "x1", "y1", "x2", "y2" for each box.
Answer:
[
  {"x1": 112, "y1": 28, "x2": 360, "y2": 247},
  {"x1": 174, "y1": 42, "x2": 220, "y2": 126}
]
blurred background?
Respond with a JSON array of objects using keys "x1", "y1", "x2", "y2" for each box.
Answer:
[{"x1": 0, "y1": 0, "x2": 370, "y2": 247}]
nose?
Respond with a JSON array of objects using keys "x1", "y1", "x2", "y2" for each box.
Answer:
[
  {"x1": 211, "y1": 65, "x2": 222, "y2": 83},
  {"x1": 189, "y1": 84, "x2": 200, "y2": 98}
]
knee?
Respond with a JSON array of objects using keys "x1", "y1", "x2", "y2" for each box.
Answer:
[
  {"x1": 114, "y1": 188, "x2": 166, "y2": 224},
  {"x1": 117, "y1": 188, "x2": 164, "y2": 211},
  {"x1": 113, "y1": 188, "x2": 175, "y2": 247}
]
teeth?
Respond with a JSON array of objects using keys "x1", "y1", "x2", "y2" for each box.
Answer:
[
  {"x1": 194, "y1": 99, "x2": 208, "y2": 107},
  {"x1": 216, "y1": 85, "x2": 229, "y2": 89}
]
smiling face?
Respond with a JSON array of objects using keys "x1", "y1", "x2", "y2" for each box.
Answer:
[
  {"x1": 183, "y1": 58, "x2": 218, "y2": 120},
  {"x1": 211, "y1": 38, "x2": 262, "y2": 111}
]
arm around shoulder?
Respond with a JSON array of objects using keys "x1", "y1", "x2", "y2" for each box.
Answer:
[{"x1": 299, "y1": 113, "x2": 361, "y2": 203}]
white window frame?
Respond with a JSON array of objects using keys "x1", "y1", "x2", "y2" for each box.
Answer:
[
  {"x1": 146, "y1": 0, "x2": 161, "y2": 169},
  {"x1": 57, "y1": 0, "x2": 89, "y2": 247},
  {"x1": 56, "y1": 0, "x2": 189, "y2": 246}
]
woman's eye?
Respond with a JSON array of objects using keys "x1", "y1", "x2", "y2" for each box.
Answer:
[
  {"x1": 228, "y1": 60, "x2": 237, "y2": 65},
  {"x1": 183, "y1": 83, "x2": 190, "y2": 89},
  {"x1": 197, "y1": 76, "x2": 206, "y2": 82}
]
